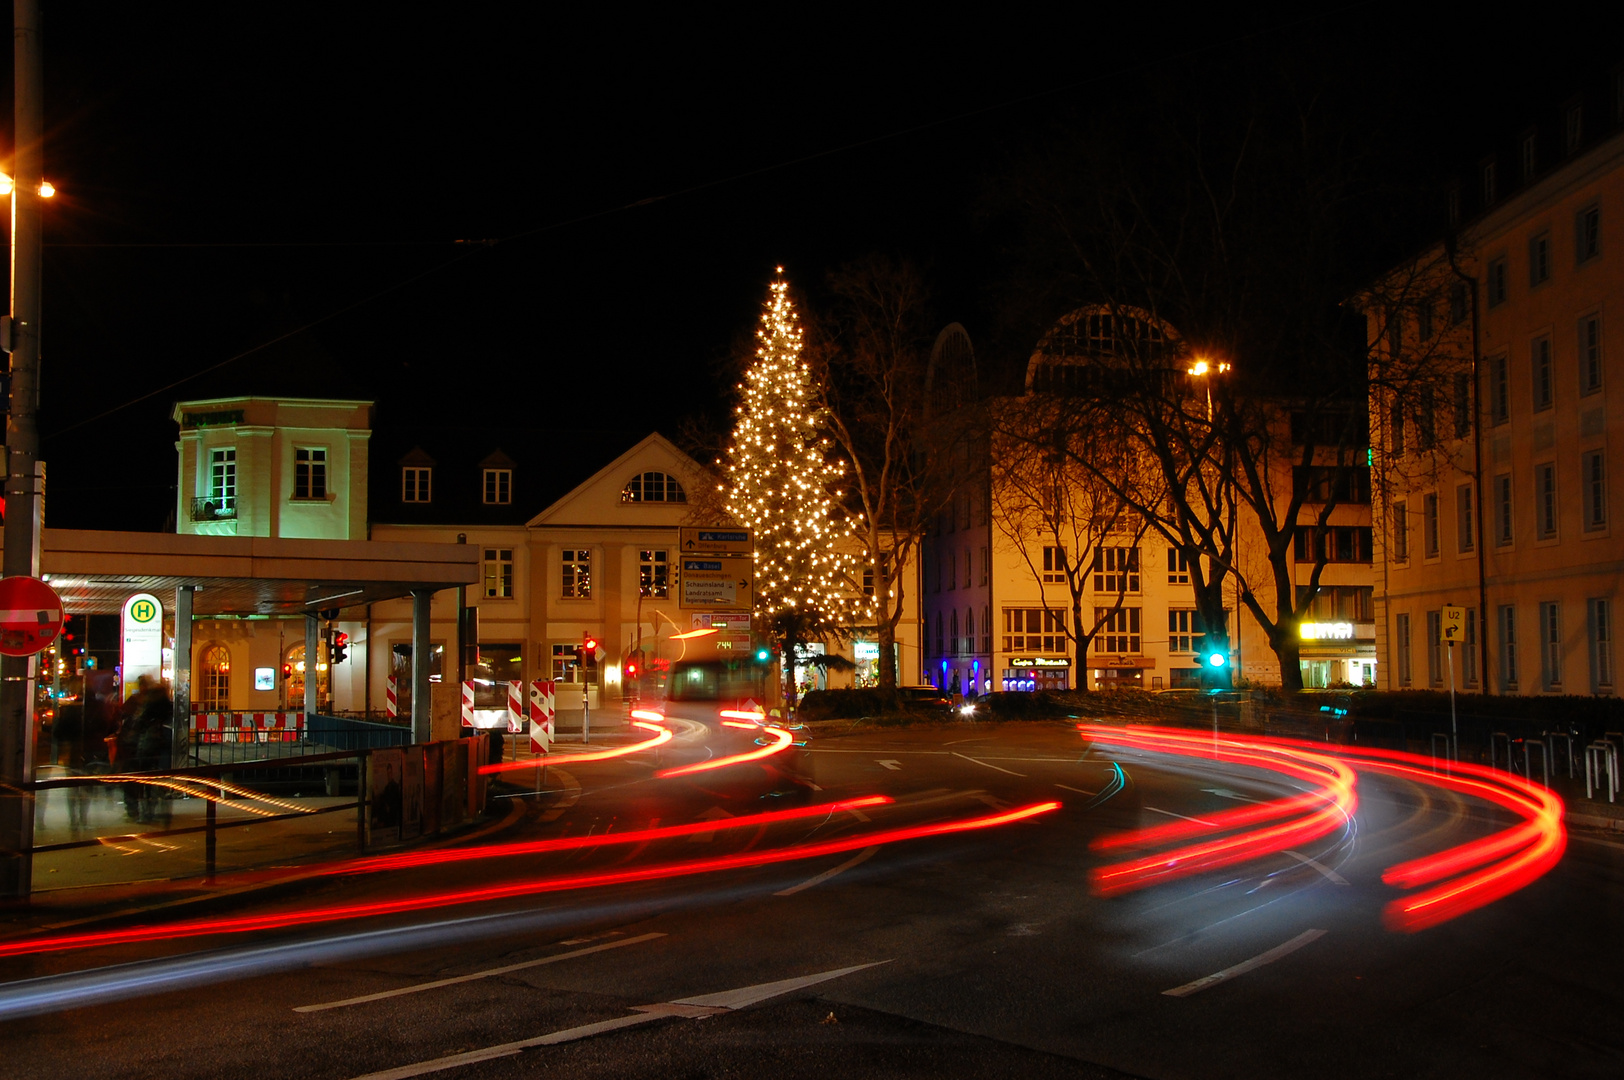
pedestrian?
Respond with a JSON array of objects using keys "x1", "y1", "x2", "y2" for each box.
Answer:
[{"x1": 51, "y1": 702, "x2": 91, "y2": 831}]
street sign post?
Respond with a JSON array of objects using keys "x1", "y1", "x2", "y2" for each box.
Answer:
[
  {"x1": 0, "y1": 575, "x2": 63, "y2": 657},
  {"x1": 1441, "y1": 605, "x2": 1465, "y2": 759}
]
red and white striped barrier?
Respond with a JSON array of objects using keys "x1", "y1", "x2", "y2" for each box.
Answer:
[
  {"x1": 530, "y1": 678, "x2": 556, "y2": 754},
  {"x1": 461, "y1": 680, "x2": 475, "y2": 728},
  {"x1": 385, "y1": 676, "x2": 398, "y2": 719},
  {"x1": 190, "y1": 712, "x2": 307, "y2": 744},
  {"x1": 507, "y1": 680, "x2": 524, "y2": 733}
]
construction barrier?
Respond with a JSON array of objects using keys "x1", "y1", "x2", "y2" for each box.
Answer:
[
  {"x1": 191, "y1": 712, "x2": 308, "y2": 744},
  {"x1": 529, "y1": 678, "x2": 556, "y2": 753},
  {"x1": 385, "y1": 676, "x2": 398, "y2": 719},
  {"x1": 460, "y1": 680, "x2": 475, "y2": 728}
]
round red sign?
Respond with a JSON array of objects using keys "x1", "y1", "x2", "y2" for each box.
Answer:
[{"x1": 0, "y1": 575, "x2": 65, "y2": 657}]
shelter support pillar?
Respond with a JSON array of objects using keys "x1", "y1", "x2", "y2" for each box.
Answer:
[
  {"x1": 411, "y1": 590, "x2": 433, "y2": 744},
  {"x1": 305, "y1": 615, "x2": 319, "y2": 719},
  {"x1": 172, "y1": 585, "x2": 194, "y2": 769}
]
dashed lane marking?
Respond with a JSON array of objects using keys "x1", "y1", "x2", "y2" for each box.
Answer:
[
  {"x1": 1144, "y1": 806, "x2": 1217, "y2": 826},
  {"x1": 775, "y1": 846, "x2": 881, "y2": 896},
  {"x1": 951, "y1": 751, "x2": 1027, "y2": 777},
  {"x1": 1162, "y1": 929, "x2": 1327, "y2": 997},
  {"x1": 295, "y1": 932, "x2": 667, "y2": 1013},
  {"x1": 1284, "y1": 849, "x2": 1350, "y2": 885}
]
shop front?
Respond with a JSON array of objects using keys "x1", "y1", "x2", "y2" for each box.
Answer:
[
  {"x1": 1297, "y1": 620, "x2": 1377, "y2": 688},
  {"x1": 1003, "y1": 655, "x2": 1070, "y2": 691},
  {"x1": 1089, "y1": 655, "x2": 1155, "y2": 690}
]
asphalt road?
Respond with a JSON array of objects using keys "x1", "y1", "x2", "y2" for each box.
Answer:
[{"x1": 2, "y1": 721, "x2": 1621, "y2": 1079}]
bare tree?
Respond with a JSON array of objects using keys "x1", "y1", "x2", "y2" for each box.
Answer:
[{"x1": 812, "y1": 255, "x2": 969, "y2": 690}]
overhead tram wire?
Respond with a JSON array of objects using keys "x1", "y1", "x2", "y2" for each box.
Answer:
[{"x1": 42, "y1": 2, "x2": 1368, "y2": 439}]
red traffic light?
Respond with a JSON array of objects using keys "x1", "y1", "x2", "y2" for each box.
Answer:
[{"x1": 583, "y1": 634, "x2": 599, "y2": 651}]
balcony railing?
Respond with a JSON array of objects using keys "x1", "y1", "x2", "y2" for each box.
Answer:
[{"x1": 190, "y1": 496, "x2": 237, "y2": 522}]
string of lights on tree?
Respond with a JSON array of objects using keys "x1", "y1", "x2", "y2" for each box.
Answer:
[{"x1": 724, "y1": 269, "x2": 873, "y2": 633}]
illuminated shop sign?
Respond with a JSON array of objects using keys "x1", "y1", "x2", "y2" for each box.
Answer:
[
  {"x1": 1300, "y1": 622, "x2": 1355, "y2": 640},
  {"x1": 1009, "y1": 656, "x2": 1071, "y2": 668},
  {"x1": 853, "y1": 641, "x2": 879, "y2": 660}
]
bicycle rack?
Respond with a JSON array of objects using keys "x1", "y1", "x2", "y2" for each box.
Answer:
[
  {"x1": 1521, "y1": 739, "x2": 1550, "y2": 788},
  {"x1": 1488, "y1": 732, "x2": 1513, "y2": 771},
  {"x1": 1545, "y1": 732, "x2": 1576, "y2": 778},
  {"x1": 1585, "y1": 742, "x2": 1619, "y2": 803},
  {"x1": 1431, "y1": 732, "x2": 1454, "y2": 773}
]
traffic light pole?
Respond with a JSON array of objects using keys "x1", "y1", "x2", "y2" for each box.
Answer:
[{"x1": 0, "y1": 0, "x2": 45, "y2": 903}]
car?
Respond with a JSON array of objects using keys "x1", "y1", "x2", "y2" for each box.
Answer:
[{"x1": 898, "y1": 686, "x2": 954, "y2": 714}]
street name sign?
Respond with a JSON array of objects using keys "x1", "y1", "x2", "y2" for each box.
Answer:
[{"x1": 0, "y1": 575, "x2": 64, "y2": 657}]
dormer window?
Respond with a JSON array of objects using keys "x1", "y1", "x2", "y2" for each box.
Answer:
[
  {"x1": 483, "y1": 468, "x2": 512, "y2": 505},
  {"x1": 403, "y1": 466, "x2": 431, "y2": 503},
  {"x1": 620, "y1": 471, "x2": 687, "y2": 503}
]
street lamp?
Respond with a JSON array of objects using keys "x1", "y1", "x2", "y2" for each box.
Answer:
[
  {"x1": 0, "y1": 172, "x2": 56, "y2": 197},
  {"x1": 1185, "y1": 356, "x2": 1232, "y2": 421}
]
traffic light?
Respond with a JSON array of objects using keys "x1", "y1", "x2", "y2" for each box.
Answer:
[
  {"x1": 583, "y1": 633, "x2": 599, "y2": 654},
  {"x1": 754, "y1": 647, "x2": 771, "y2": 663},
  {"x1": 1204, "y1": 648, "x2": 1227, "y2": 669},
  {"x1": 282, "y1": 662, "x2": 293, "y2": 682},
  {"x1": 332, "y1": 631, "x2": 349, "y2": 665}
]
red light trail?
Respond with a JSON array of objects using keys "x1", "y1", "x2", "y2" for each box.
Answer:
[
  {"x1": 654, "y1": 723, "x2": 793, "y2": 778},
  {"x1": 0, "y1": 801, "x2": 1061, "y2": 958},
  {"x1": 478, "y1": 719, "x2": 672, "y2": 775}
]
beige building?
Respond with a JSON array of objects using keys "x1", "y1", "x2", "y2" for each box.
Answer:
[
  {"x1": 1369, "y1": 123, "x2": 1622, "y2": 697},
  {"x1": 925, "y1": 308, "x2": 1376, "y2": 693}
]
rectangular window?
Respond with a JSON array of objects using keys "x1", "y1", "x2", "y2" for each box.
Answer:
[
  {"x1": 980, "y1": 547, "x2": 989, "y2": 586},
  {"x1": 1094, "y1": 607, "x2": 1141, "y2": 654},
  {"x1": 1427, "y1": 610, "x2": 1443, "y2": 686},
  {"x1": 1536, "y1": 463, "x2": 1558, "y2": 539},
  {"x1": 1498, "y1": 606, "x2": 1518, "y2": 691},
  {"x1": 1392, "y1": 500, "x2": 1409, "y2": 562},
  {"x1": 1456, "y1": 483, "x2": 1475, "y2": 553},
  {"x1": 947, "y1": 548, "x2": 956, "y2": 590},
  {"x1": 1583, "y1": 449, "x2": 1608, "y2": 530},
  {"x1": 1532, "y1": 336, "x2": 1553, "y2": 411},
  {"x1": 1003, "y1": 608, "x2": 1066, "y2": 653},
  {"x1": 965, "y1": 549, "x2": 972, "y2": 589},
  {"x1": 402, "y1": 466, "x2": 431, "y2": 503},
  {"x1": 1424, "y1": 492, "x2": 1440, "y2": 558},
  {"x1": 1579, "y1": 315, "x2": 1603, "y2": 395},
  {"x1": 295, "y1": 447, "x2": 327, "y2": 499},
  {"x1": 1541, "y1": 601, "x2": 1562, "y2": 690},
  {"x1": 482, "y1": 548, "x2": 513, "y2": 599},
  {"x1": 483, "y1": 468, "x2": 512, "y2": 505},
  {"x1": 1168, "y1": 609, "x2": 1203, "y2": 653},
  {"x1": 1396, "y1": 612, "x2": 1412, "y2": 687},
  {"x1": 551, "y1": 643, "x2": 581, "y2": 684},
  {"x1": 1576, "y1": 203, "x2": 1601, "y2": 263},
  {"x1": 560, "y1": 548, "x2": 592, "y2": 598},
  {"x1": 1418, "y1": 303, "x2": 1434, "y2": 342},
  {"x1": 639, "y1": 549, "x2": 669, "y2": 598},
  {"x1": 1390, "y1": 401, "x2": 1406, "y2": 457},
  {"x1": 1487, "y1": 257, "x2": 1507, "y2": 306},
  {"x1": 1293, "y1": 465, "x2": 1372, "y2": 504},
  {"x1": 209, "y1": 448, "x2": 236, "y2": 513},
  {"x1": 1168, "y1": 547, "x2": 1191, "y2": 585},
  {"x1": 1292, "y1": 526, "x2": 1373, "y2": 563},
  {"x1": 1488, "y1": 353, "x2": 1509, "y2": 424},
  {"x1": 1590, "y1": 598, "x2": 1615, "y2": 691},
  {"x1": 1041, "y1": 546, "x2": 1066, "y2": 584},
  {"x1": 1387, "y1": 311, "x2": 1403, "y2": 359},
  {"x1": 1449, "y1": 281, "x2": 1469, "y2": 325},
  {"x1": 1463, "y1": 608, "x2": 1479, "y2": 687},
  {"x1": 1416, "y1": 391, "x2": 1436, "y2": 450},
  {"x1": 1495, "y1": 474, "x2": 1513, "y2": 546},
  {"x1": 1453, "y1": 372, "x2": 1472, "y2": 439},
  {"x1": 1092, "y1": 547, "x2": 1140, "y2": 593},
  {"x1": 1529, "y1": 232, "x2": 1550, "y2": 286}
]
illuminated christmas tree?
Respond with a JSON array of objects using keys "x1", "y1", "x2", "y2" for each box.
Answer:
[{"x1": 725, "y1": 269, "x2": 872, "y2": 701}]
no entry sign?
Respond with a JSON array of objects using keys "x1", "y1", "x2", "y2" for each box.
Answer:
[{"x1": 0, "y1": 575, "x2": 64, "y2": 657}]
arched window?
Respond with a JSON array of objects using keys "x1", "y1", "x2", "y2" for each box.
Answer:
[
  {"x1": 200, "y1": 645, "x2": 231, "y2": 712},
  {"x1": 935, "y1": 613, "x2": 944, "y2": 657},
  {"x1": 285, "y1": 644, "x2": 330, "y2": 705},
  {"x1": 965, "y1": 608, "x2": 975, "y2": 656},
  {"x1": 620, "y1": 471, "x2": 687, "y2": 504},
  {"x1": 982, "y1": 606, "x2": 991, "y2": 655},
  {"x1": 950, "y1": 612, "x2": 960, "y2": 657}
]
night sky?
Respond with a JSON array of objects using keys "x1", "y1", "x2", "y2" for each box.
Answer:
[{"x1": 2, "y1": 3, "x2": 1608, "y2": 529}]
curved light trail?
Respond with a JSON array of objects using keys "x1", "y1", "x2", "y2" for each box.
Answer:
[
  {"x1": 654, "y1": 722, "x2": 794, "y2": 779},
  {"x1": 478, "y1": 719, "x2": 673, "y2": 775},
  {"x1": 1081, "y1": 725, "x2": 1568, "y2": 933}
]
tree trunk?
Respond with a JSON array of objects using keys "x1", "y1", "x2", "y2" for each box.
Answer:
[
  {"x1": 1072, "y1": 598, "x2": 1091, "y2": 691},
  {"x1": 1276, "y1": 629, "x2": 1305, "y2": 691},
  {"x1": 875, "y1": 582, "x2": 898, "y2": 690},
  {"x1": 783, "y1": 628, "x2": 802, "y2": 711}
]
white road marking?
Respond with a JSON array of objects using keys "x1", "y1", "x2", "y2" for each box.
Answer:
[
  {"x1": 973, "y1": 793, "x2": 1010, "y2": 811},
  {"x1": 689, "y1": 805, "x2": 734, "y2": 843},
  {"x1": 1283, "y1": 849, "x2": 1350, "y2": 885},
  {"x1": 951, "y1": 751, "x2": 1027, "y2": 777},
  {"x1": 775, "y1": 846, "x2": 881, "y2": 895},
  {"x1": 1202, "y1": 787, "x2": 1265, "y2": 804},
  {"x1": 1161, "y1": 929, "x2": 1327, "y2": 998},
  {"x1": 342, "y1": 962, "x2": 888, "y2": 1080},
  {"x1": 1055, "y1": 783, "x2": 1097, "y2": 796},
  {"x1": 876, "y1": 760, "x2": 903, "y2": 771},
  {"x1": 295, "y1": 933, "x2": 667, "y2": 1013},
  {"x1": 1144, "y1": 806, "x2": 1217, "y2": 826}
]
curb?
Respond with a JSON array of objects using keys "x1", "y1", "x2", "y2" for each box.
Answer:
[{"x1": 1565, "y1": 811, "x2": 1624, "y2": 831}]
